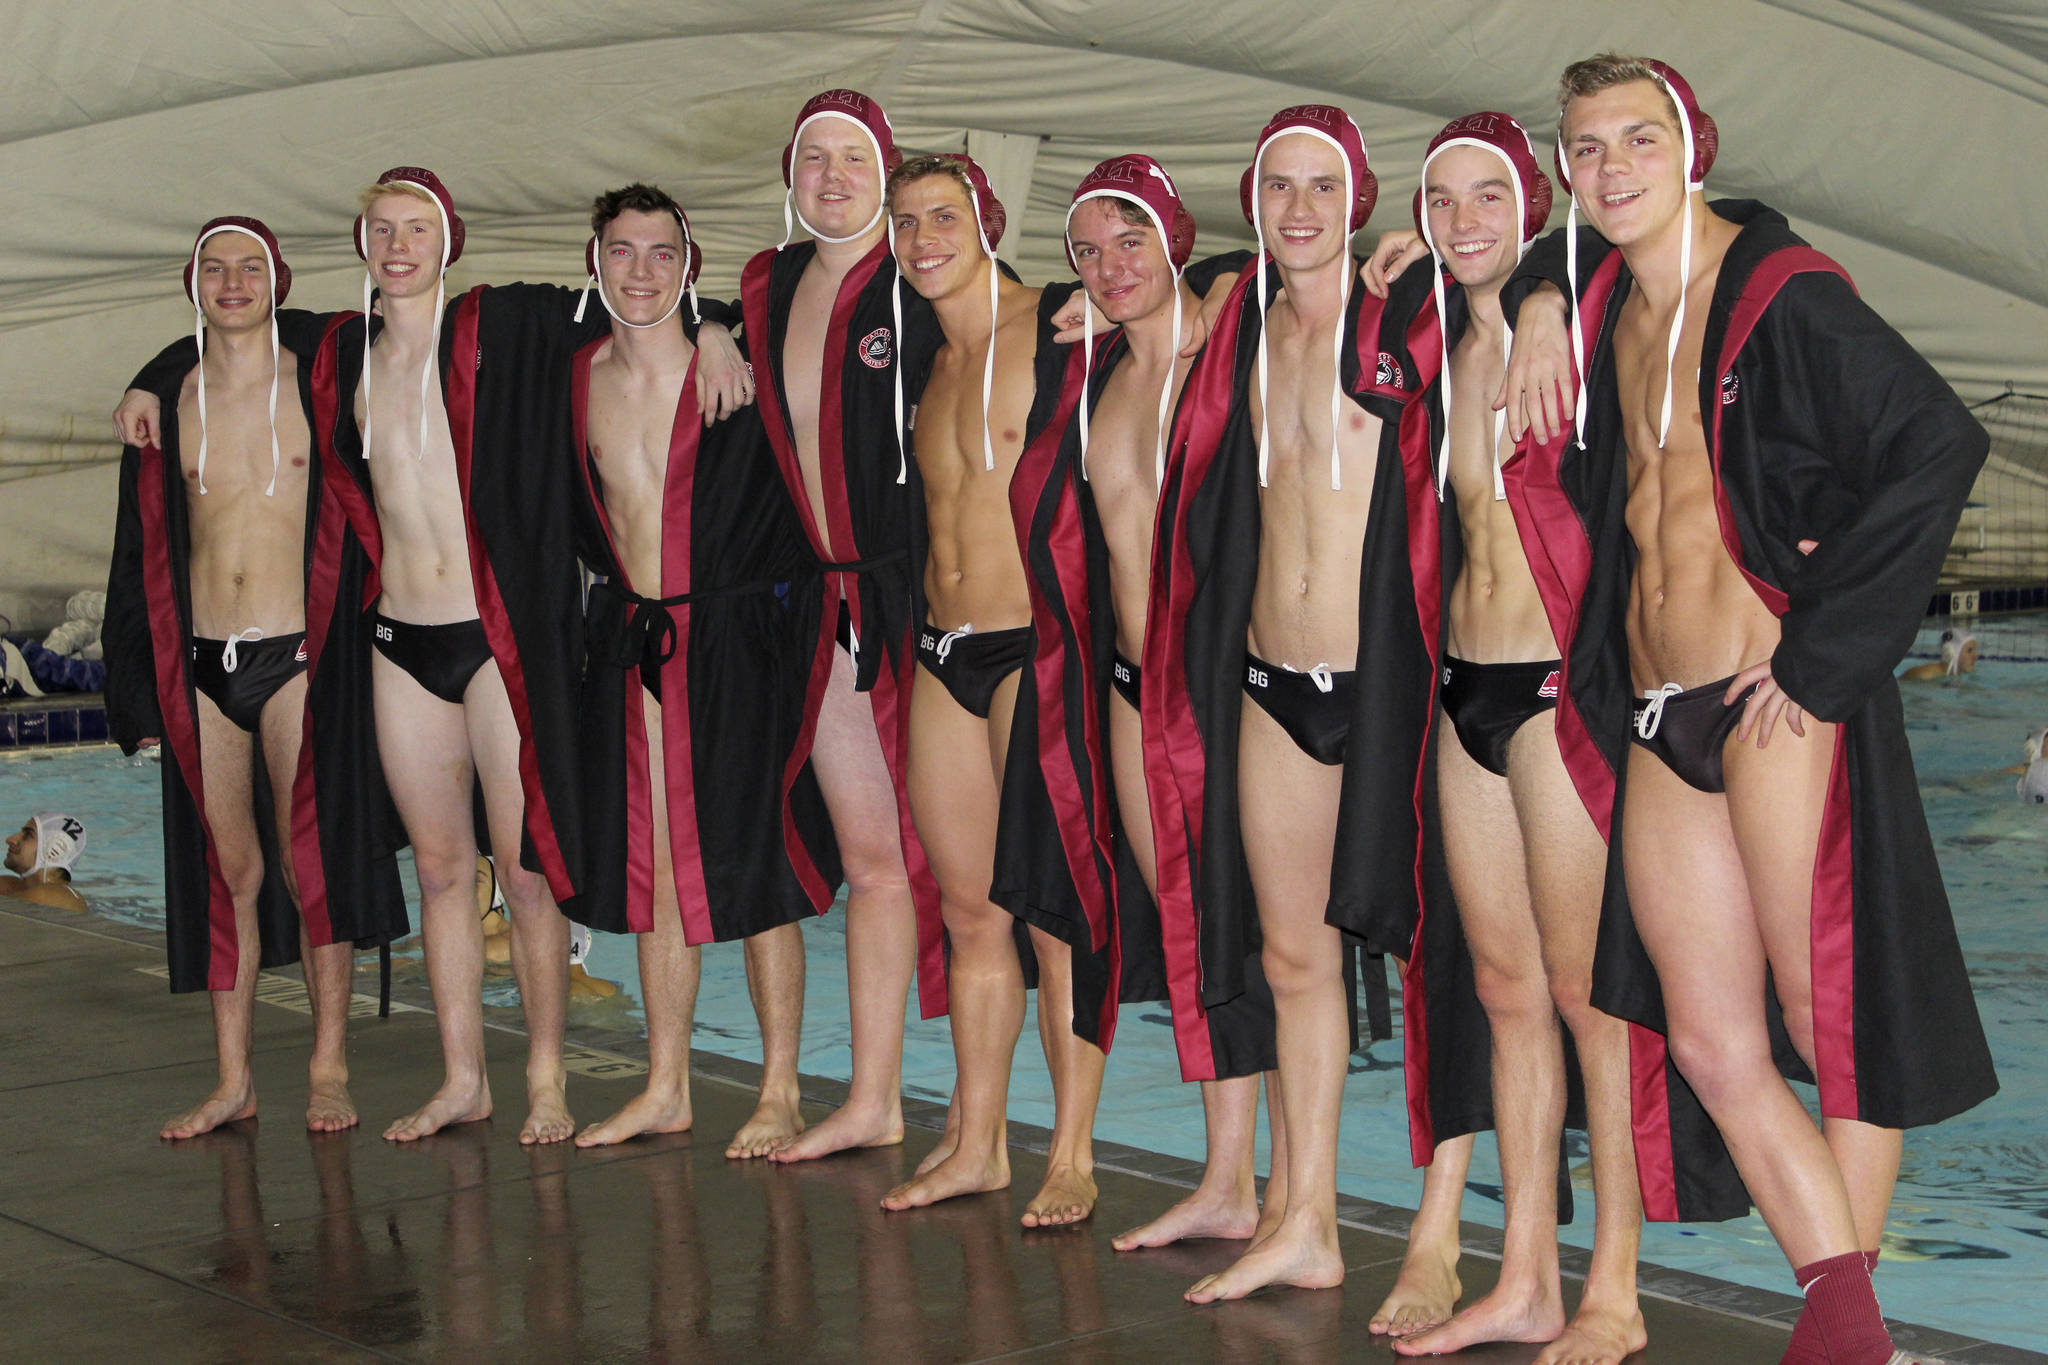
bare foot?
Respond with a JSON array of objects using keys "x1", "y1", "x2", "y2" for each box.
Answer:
[
  {"x1": 305, "y1": 1077, "x2": 358, "y2": 1133},
  {"x1": 520, "y1": 1075, "x2": 575, "y2": 1145},
  {"x1": 1370, "y1": 1243, "x2": 1462, "y2": 1337},
  {"x1": 881, "y1": 1147, "x2": 1009, "y2": 1211},
  {"x1": 768, "y1": 1096, "x2": 903, "y2": 1164},
  {"x1": 1021, "y1": 1164, "x2": 1097, "y2": 1228},
  {"x1": 160, "y1": 1083, "x2": 256, "y2": 1140},
  {"x1": 1185, "y1": 1219, "x2": 1345, "y2": 1303},
  {"x1": 383, "y1": 1079, "x2": 491, "y2": 1142},
  {"x1": 914, "y1": 1093, "x2": 961, "y2": 1176},
  {"x1": 574, "y1": 1086, "x2": 692, "y2": 1147},
  {"x1": 1113, "y1": 1186, "x2": 1260, "y2": 1250},
  {"x1": 1394, "y1": 1281, "x2": 1565, "y2": 1357},
  {"x1": 1532, "y1": 1302, "x2": 1647, "y2": 1365},
  {"x1": 726, "y1": 1090, "x2": 805, "y2": 1160}
]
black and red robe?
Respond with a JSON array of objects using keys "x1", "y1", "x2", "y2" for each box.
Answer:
[
  {"x1": 1146, "y1": 258, "x2": 1494, "y2": 1165},
  {"x1": 568, "y1": 338, "x2": 839, "y2": 942},
  {"x1": 742, "y1": 240, "x2": 948, "y2": 1014},
  {"x1": 105, "y1": 321, "x2": 407, "y2": 993},
  {"x1": 1032, "y1": 313, "x2": 1281, "y2": 1079},
  {"x1": 1504, "y1": 200, "x2": 1998, "y2": 1219}
]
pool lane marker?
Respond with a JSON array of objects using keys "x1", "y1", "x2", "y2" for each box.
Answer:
[{"x1": 133, "y1": 964, "x2": 647, "y2": 1079}]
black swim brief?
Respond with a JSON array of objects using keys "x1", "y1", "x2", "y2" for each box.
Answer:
[
  {"x1": 190, "y1": 631, "x2": 308, "y2": 733},
  {"x1": 1630, "y1": 675, "x2": 1757, "y2": 794},
  {"x1": 372, "y1": 615, "x2": 492, "y2": 706},
  {"x1": 915, "y1": 623, "x2": 1032, "y2": 720},
  {"x1": 1110, "y1": 651, "x2": 1142, "y2": 711},
  {"x1": 1242, "y1": 652, "x2": 1355, "y2": 766},
  {"x1": 1440, "y1": 656, "x2": 1562, "y2": 777}
]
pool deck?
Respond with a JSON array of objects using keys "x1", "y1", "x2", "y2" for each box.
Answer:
[{"x1": 5, "y1": 900, "x2": 2039, "y2": 1364}]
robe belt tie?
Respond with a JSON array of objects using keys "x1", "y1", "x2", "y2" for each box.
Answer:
[{"x1": 589, "y1": 578, "x2": 781, "y2": 672}]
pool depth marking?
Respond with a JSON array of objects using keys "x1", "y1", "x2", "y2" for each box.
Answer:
[{"x1": 131, "y1": 964, "x2": 647, "y2": 1079}]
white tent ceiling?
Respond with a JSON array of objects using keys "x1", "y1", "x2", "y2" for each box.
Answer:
[{"x1": 4, "y1": 0, "x2": 2045, "y2": 626}]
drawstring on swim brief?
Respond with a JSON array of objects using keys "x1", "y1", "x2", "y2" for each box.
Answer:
[
  {"x1": 932, "y1": 624, "x2": 974, "y2": 664},
  {"x1": 1635, "y1": 681, "x2": 1683, "y2": 740},
  {"x1": 220, "y1": 627, "x2": 266, "y2": 674}
]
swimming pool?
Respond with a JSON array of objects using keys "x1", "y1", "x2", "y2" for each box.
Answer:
[{"x1": 5, "y1": 613, "x2": 2041, "y2": 1350}]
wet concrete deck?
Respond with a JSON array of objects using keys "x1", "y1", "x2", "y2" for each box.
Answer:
[{"x1": 4, "y1": 903, "x2": 2038, "y2": 1364}]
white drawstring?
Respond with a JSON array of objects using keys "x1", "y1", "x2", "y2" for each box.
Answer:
[
  {"x1": 891, "y1": 266, "x2": 908, "y2": 484},
  {"x1": 980, "y1": 257, "x2": 998, "y2": 472},
  {"x1": 1635, "y1": 681, "x2": 1682, "y2": 739},
  {"x1": 1302, "y1": 661, "x2": 1335, "y2": 694},
  {"x1": 1250, "y1": 128, "x2": 1357, "y2": 491},
  {"x1": 188, "y1": 226, "x2": 284, "y2": 496},
  {"x1": 359, "y1": 194, "x2": 452, "y2": 464},
  {"x1": 933, "y1": 623, "x2": 973, "y2": 663},
  {"x1": 219, "y1": 627, "x2": 265, "y2": 674}
]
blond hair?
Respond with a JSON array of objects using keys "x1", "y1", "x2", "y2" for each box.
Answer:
[{"x1": 356, "y1": 179, "x2": 437, "y2": 215}]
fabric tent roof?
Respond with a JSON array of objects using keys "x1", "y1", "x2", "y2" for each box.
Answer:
[{"x1": 4, "y1": 0, "x2": 2044, "y2": 626}]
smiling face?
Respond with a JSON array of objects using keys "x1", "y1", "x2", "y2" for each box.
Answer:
[
  {"x1": 792, "y1": 117, "x2": 883, "y2": 241},
  {"x1": 1424, "y1": 144, "x2": 1522, "y2": 292},
  {"x1": 1561, "y1": 79, "x2": 1689, "y2": 250},
  {"x1": 3, "y1": 820, "x2": 33, "y2": 875},
  {"x1": 890, "y1": 172, "x2": 989, "y2": 303},
  {"x1": 597, "y1": 208, "x2": 687, "y2": 327},
  {"x1": 1069, "y1": 197, "x2": 1176, "y2": 326},
  {"x1": 1256, "y1": 133, "x2": 1351, "y2": 274},
  {"x1": 194, "y1": 231, "x2": 275, "y2": 333},
  {"x1": 362, "y1": 188, "x2": 447, "y2": 299}
]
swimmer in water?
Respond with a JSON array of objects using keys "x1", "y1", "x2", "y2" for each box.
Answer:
[
  {"x1": 1900, "y1": 627, "x2": 1978, "y2": 681},
  {"x1": 1, "y1": 813, "x2": 88, "y2": 913}
]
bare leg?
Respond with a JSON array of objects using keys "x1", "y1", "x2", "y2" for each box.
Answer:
[
  {"x1": 1513, "y1": 717, "x2": 1645, "y2": 1364},
  {"x1": 1022, "y1": 925, "x2": 1104, "y2": 1227},
  {"x1": 728, "y1": 922, "x2": 807, "y2": 1158},
  {"x1": 880, "y1": 665, "x2": 1019, "y2": 1211},
  {"x1": 1626, "y1": 742, "x2": 1862, "y2": 1267},
  {"x1": 578, "y1": 689, "x2": 698, "y2": 1145},
  {"x1": 376, "y1": 653, "x2": 492, "y2": 1141},
  {"x1": 250, "y1": 673, "x2": 360, "y2": 1134},
  {"x1": 1186, "y1": 699, "x2": 1349, "y2": 1302},
  {"x1": 1374, "y1": 1132, "x2": 1471, "y2": 1336},
  {"x1": 772, "y1": 646, "x2": 916, "y2": 1163},
  {"x1": 464, "y1": 663, "x2": 574, "y2": 1144},
  {"x1": 161, "y1": 694, "x2": 262, "y2": 1139},
  {"x1": 1401, "y1": 723, "x2": 1570, "y2": 1355},
  {"x1": 1103, "y1": 686, "x2": 1264, "y2": 1247}
]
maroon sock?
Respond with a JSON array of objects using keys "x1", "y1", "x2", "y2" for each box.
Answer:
[
  {"x1": 1781, "y1": 1250, "x2": 1879, "y2": 1364},
  {"x1": 1786, "y1": 1252, "x2": 1894, "y2": 1365}
]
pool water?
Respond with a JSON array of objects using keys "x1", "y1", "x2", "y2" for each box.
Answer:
[{"x1": 5, "y1": 615, "x2": 2043, "y2": 1350}]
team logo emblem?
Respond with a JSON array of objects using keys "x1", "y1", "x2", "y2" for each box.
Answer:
[
  {"x1": 859, "y1": 327, "x2": 893, "y2": 369},
  {"x1": 1720, "y1": 371, "x2": 1739, "y2": 405},
  {"x1": 1539, "y1": 669, "x2": 1561, "y2": 699},
  {"x1": 1375, "y1": 351, "x2": 1404, "y2": 389}
]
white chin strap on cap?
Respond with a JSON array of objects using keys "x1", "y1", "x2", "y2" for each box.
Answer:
[
  {"x1": 889, "y1": 174, "x2": 1001, "y2": 483},
  {"x1": 1421, "y1": 139, "x2": 1526, "y2": 502},
  {"x1": 573, "y1": 240, "x2": 701, "y2": 330},
  {"x1": 189, "y1": 226, "x2": 283, "y2": 496},
  {"x1": 891, "y1": 263, "x2": 909, "y2": 483},
  {"x1": 780, "y1": 113, "x2": 889, "y2": 249},
  {"x1": 360, "y1": 191, "x2": 452, "y2": 464},
  {"x1": 1558, "y1": 77, "x2": 1701, "y2": 451},
  {"x1": 1067, "y1": 192, "x2": 1183, "y2": 487},
  {"x1": 1251, "y1": 129, "x2": 1355, "y2": 491}
]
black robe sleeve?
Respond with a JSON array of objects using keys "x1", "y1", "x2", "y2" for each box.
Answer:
[
  {"x1": 103, "y1": 442, "x2": 163, "y2": 753},
  {"x1": 1753, "y1": 274, "x2": 1988, "y2": 720}
]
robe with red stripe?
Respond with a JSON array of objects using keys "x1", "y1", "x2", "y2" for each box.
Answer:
[
  {"x1": 105, "y1": 320, "x2": 407, "y2": 993},
  {"x1": 741, "y1": 240, "x2": 948, "y2": 1014},
  {"x1": 1505, "y1": 200, "x2": 1998, "y2": 1220},
  {"x1": 1146, "y1": 258, "x2": 1494, "y2": 1163},
  {"x1": 567, "y1": 338, "x2": 838, "y2": 942},
  {"x1": 1037, "y1": 293, "x2": 1280, "y2": 1081}
]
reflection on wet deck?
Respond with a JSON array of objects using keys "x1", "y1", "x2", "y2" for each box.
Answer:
[{"x1": 2, "y1": 906, "x2": 2037, "y2": 1363}]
